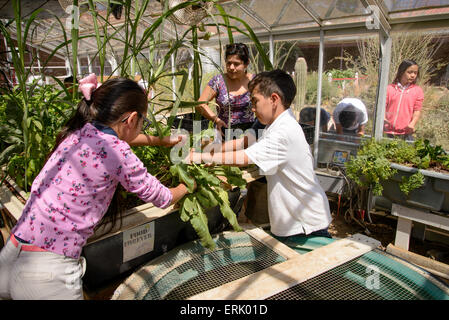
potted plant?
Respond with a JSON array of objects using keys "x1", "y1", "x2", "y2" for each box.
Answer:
[{"x1": 345, "y1": 138, "x2": 449, "y2": 214}]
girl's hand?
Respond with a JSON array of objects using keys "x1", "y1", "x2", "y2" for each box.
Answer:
[
  {"x1": 404, "y1": 124, "x2": 415, "y2": 134},
  {"x1": 162, "y1": 134, "x2": 187, "y2": 147}
]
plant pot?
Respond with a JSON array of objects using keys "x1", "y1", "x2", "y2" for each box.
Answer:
[
  {"x1": 375, "y1": 163, "x2": 449, "y2": 214},
  {"x1": 172, "y1": 112, "x2": 210, "y2": 133}
]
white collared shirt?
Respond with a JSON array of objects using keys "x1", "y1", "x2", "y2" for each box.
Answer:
[{"x1": 245, "y1": 109, "x2": 332, "y2": 236}]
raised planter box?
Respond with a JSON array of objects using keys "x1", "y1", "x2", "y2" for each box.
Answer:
[
  {"x1": 375, "y1": 163, "x2": 449, "y2": 215},
  {"x1": 0, "y1": 168, "x2": 260, "y2": 290},
  {"x1": 172, "y1": 112, "x2": 210, "y2": 133},
  {"x1": 82, "y1": 188, "x2": 242, "y2": 290}
]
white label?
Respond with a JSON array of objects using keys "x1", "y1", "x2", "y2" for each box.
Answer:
[{"x1": 123, "y1": 222, "x2": 155, "y2": 263}]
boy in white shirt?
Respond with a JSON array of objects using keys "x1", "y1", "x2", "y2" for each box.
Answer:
[
  {"x1": 332, "y1": 97, "x2": 368, "y2": 136},
  {"x1": 186, "y1": 69, "x2": 332, "y2": 239}
]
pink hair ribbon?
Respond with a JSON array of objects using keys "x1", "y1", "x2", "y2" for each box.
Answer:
[{"x1": 79, "y1": 73, "x2": 101, "y2": 101}]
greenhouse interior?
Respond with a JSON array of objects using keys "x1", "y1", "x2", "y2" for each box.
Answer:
[{"x1": 1, "y1": 0, "x2": 449, "y2": 301}]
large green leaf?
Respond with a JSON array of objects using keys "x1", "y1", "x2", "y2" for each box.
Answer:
[
  {"x1": 189, "y1": 197, "x2": 215, "y2": 250},
  {"x1": 217, "y1": 188, "x2": 242, "y2": 232}
]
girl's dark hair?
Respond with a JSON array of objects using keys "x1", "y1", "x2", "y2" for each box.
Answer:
[
  {"x1": 50, "y1": 77, "x2": 148, "y2": 233},
  {"x1": 225, "y1": 43, "x2": 250, "y2": 65},
  {"x1": 393, "y1": 60, "x2": 419, "y2": 84}
]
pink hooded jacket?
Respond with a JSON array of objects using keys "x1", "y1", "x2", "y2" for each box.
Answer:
[{"x1": 384, "y1": 83, "x2": 424, "y2": 135}]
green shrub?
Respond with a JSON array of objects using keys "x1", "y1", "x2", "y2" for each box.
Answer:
[
  {"x1": 306, "y1": 71, "x2": 338, "y2": 105},
  {"x1": 345, "y1": 138, "x2": 449, "y2": 196},
  {"x1": 0, "y1": 85, "x2": 76, "y2": 191}
]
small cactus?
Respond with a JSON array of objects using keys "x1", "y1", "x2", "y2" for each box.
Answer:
[{"x1": 294, "y1": 57, "x2": 307, "y2": 112}]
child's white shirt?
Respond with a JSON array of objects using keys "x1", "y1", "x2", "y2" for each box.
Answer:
[{"x1": 244, "y1": 108, "x2": 332, "y2": 236}]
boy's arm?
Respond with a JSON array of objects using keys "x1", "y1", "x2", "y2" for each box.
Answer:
[
  {"x1": 357, "y1": 124, "x2": 365, "y2": 136},
  {"x1": 219, "y1": 131, "x2": 257, "y2": 152},
  {"x1": 189, "y1": 149, "x2": 252, "y2": 167},
  {"x1": 336, "y1": 123, "x2": 344, "y2": 135}
]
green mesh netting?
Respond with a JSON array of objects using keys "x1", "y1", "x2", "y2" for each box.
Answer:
[
  {"x1": 267, "y1": 250, "x2": 449, "y2": 300},
  {"x1": 112, "y1": 231, "x2": 286, "y2": 300},
  {"x1": 112, "y1": 231, "x2": 449, "y2": 300}
]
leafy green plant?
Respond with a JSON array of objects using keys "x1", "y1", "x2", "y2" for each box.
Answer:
[
  {"x1": 0, "y1": 85, "x2": 76, "y2": 190},
  {"x1": 0, "y1": 0, "x2": 81, "y2": 190},
  {"x1": 345, "y1": 138, "x2": 449, "y2": 196},
  {"x1": 133, "y1": 135, "x2": 246, "y2": 250},
  {"x1": 327, "y1": 68, "x2": 355, "y2": 79}
]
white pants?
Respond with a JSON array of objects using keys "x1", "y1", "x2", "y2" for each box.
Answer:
[{"x1": 0, "y1": 238, "x2": 86, "y2": 300}]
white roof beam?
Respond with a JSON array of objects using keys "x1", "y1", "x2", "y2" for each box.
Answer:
[
  {"x1": 273, "y1": 0, "x2": 293, "y2": 27},
  {"x1": 235, "y1": 2, "x2": 271, "y2": 32},
  {"x1": 295, "y1": 0, "x2": 322, "y2": 27},
  {"x1": 360, "y1": 0, "x2": 391, "y2": 37}
]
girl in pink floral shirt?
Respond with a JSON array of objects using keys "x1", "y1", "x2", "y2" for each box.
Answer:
[{"x1": 0, "y1": 75, "x2": 192, "y2": 299}]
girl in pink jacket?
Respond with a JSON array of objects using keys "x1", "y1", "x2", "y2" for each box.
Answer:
[
  {"x1": 384, "y1": 60, "x2": 424, "y2": 141},
  {"x1": 0, "y1": 75, "x2": 192, "y2": 299}
]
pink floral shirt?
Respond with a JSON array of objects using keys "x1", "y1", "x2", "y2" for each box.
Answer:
[{"x1": 12, "y1": 123, "x2": 172, "y2": 259}]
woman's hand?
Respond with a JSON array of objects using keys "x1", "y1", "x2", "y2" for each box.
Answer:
[{"x1": 215, "y1": 117, "x2": 227, "y2": 135}]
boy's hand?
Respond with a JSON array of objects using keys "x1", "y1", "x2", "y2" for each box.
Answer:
[{"x1": 183, "y1": 149, "x2": 194, "y2": 165}]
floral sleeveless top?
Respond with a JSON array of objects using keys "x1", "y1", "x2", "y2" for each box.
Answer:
[{"x1": 208, "y1": 74, "x2": 255, "y2": 126}]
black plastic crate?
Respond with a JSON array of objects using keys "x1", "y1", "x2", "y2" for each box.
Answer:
[{"x1": 172, "y1": 113, "x2": 210, "y2": 133}]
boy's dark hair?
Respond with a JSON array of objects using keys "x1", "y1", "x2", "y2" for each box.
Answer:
[
  {"x1": 393, "y1": 59, "x2": 419, "y2": 84},
  {"x1": 64, "y1": 76, "x2": 77, "y2": 84},
  {"x1": 339, "y1": 107, "x2": 358, "y2": 129},
  {"x1": 248, "y1": 69, "x2": 296, "y2": 108},
  {"x1": 300, "y1": 107, "x2": 330, "y2": 125},
  {"x1": 225, "y1": 43, "x2": 250, "y2": 65}
]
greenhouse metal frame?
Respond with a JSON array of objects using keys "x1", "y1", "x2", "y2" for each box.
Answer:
[{"x1": 1, "y1": 0, "x2": 449, "y2": 163}]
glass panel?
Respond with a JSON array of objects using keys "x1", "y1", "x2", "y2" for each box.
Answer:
[
  {"x1": 202, "y1": 1, "x2": 247, "y2": 30},
  {"x1": 305, "y1": 0, "x2": 367, "y2": 20},
  {"x1": 288, "y1": 36, "x2": 380, "y2": 149},
  {"x1": 276, "y1": 0, "x2": 315, "y2": 25},
  {"x1": 383, "y1": 0, "x2": 449, "y2": 12},
  {"x1": 248, "y1": 0, "x2": 289, "y2": 26}
]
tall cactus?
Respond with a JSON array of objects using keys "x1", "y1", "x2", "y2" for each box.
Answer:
[{"x1": 294, "y1": 57, "x2": 307, "y2": 112}]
